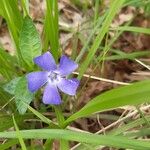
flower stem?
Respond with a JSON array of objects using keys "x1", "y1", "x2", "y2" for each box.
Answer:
[
  {"x1": 54, "y1": 105, "x2": 65, "y2": 128},
  {"x1": 54, "y1": 105, "x2": 69, "y2": 150}
]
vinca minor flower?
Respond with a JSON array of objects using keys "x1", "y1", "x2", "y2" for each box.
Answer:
[{"x1": 26, "y1": 52, "x2": 79, "y2": 105}]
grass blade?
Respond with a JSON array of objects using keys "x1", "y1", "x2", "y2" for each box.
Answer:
[
  {"x1": 0, "y1": 0, "x2": 23, "y2": 55},
  {"x1": 27, "y1": 104, "x2": 52, "y2": 125},
  {"x1": 111, "y1": 26, "x2": 150, "y2": 35},
  {"x1": 78, "y1": 0, "x2": 125, "y2": 79},
  {"x1": 12, "y1": 115, "x2": 27, "y2": 150},
  {"x1": 43, "y1": 0, "x2": 59, "y2": 61},
  {"x1": 0, "y1": 129, "x2": 150, "y2": 150},
  {"x1": 65, "y1": 80, "x2": 150, "y2": 124}
]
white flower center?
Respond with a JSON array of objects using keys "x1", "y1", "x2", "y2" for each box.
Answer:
[{"x1": 48, "y1": 71, "x2": 61, "y2": 84}]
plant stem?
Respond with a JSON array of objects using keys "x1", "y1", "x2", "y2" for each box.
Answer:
[
  {"x1": 54, "y1": 105, "x2": 65, "y2": 128},
  {"x1": 54, "y1": 106, "x2": 69, "y2": 150}
]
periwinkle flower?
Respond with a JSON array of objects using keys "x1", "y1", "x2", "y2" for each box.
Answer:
[{"x1": 26, "y1": 52, "x2": 79, "y2": 105}]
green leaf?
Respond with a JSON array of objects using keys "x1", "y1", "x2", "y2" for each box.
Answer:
[
  {"x1": 75, "y1": 116, "x2": 150, "y2": 150},
  {"x1": 0, "y1": 48, "x2": 17, "y2": 79},
  {"x1": 0, "y1": 129, "x2": 150, "y2": 150},
  {"x1": 0, "y1": 139, "x2": 18, "y2": 150},
  {"x1": 19, "y1": 16, "x2": 42, "y2": 69},
  {"x1": 3, "y1": 77, "x2": 34, "y2": 114},
  {"x1": 110, "y1": 26, "x2": 150, "y2": 35},
  {"x1": 124, "y1": 0, "x2": 149, "y2": 7},
  {"x1": 15, "y1": 77, "x2": 34, "y2": 114},
  {"x1": 3, "y1": 77, "x2": 21, "y2": 95},
  {"x1": 0, "y1": 48, "x2": 17, "y2": 71},
  {"x1": 0, "y1": 113, "x2": 29, "y2": 131},
  {"x1": 12, "y1": 115, "x2": 27, "y2": 150},
  {"x1": 27, "y1": 104, "x2": 52, "y2": 125},
  {"x1": 43, "y1": 0, "x2": 59, "y2": 61},
  {"x1": 0, "y1": 0, "x2": 23, "y2": 51},
  {"x1": 0, "y1": 87, "x2": 14, "y2": 110},
  {"x1": 65, "y1": 80, "x2": 150, "y2": 124},
  {"x1": 105, "y1": 51, "x2": 150, "y2": 61},
  {"x1": 26, "y1": 104, "x2": 59, "y2": 129}
]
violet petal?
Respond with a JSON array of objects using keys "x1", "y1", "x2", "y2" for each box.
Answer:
[
  {"x1": 57, "y1": 55, "x2": 78, "y2": 76},
  {"x1": 57, "y1": 78, "x2": 79, "y2": 95},
  {"x1": 43, "y1": 83, "x2": 62, "y2": 105},
  {"x1": 34, "y1": 52, "x2": 57, "y2": 71},
  {"x1": 26, "y1": 71, "x2": 48, "y2": 93}
]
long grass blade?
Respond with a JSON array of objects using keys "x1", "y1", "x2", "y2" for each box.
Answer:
[
  {"x1": 78, "y1": 0, "x2": 125, "y2": 79},
  {"x1": 0, "y1": 129, "x2": 150, "y2": 150}
]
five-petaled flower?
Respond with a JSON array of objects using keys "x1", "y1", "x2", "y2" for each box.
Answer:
[{"x1": 26, "y1": 52, "x2": 79, "y2": 105}]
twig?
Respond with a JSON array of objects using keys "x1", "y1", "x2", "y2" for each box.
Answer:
[
  {"x1": 73, "y1": 72, "x2": 130, "y2": 85},
  {"x1": 135, "y1": 59, "x2": 150, "y2": 71}
]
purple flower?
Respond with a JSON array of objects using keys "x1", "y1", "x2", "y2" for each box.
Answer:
[{"x1": 26, "y1": 52, "x2": 79, "y2": 105}]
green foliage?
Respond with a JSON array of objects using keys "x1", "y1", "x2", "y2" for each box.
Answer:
[
  {"x1": 15, "y1": 77, "x2": 34, "y2": 114},
  {"x1": 76, "y1": 13, "x2": 106, "y2": 63},
  {"x1": 0, "y1": 129, "x2": 150, "y2": 150},
  {"x1": 109, "y1": 115, "x2": 150, "y2": 135},
  {"x1": 3, "y1": 77, "x2": 34, "y2": 114},
  {"x1": 0, "y1": 87, "x2": 14, "y2": 110},
  {"x1": 19, "y1": 17, "x2": 42, "y2": 70},
  {"x1": 0, "y1": 114, "x2": 30, "y2": 131},
  {"x1": 12, "y1": 115, "x2": 27, "y2": 150},
  {"x1": 0, "y1": 139, "x2": 18, "y2": 150},
  {"x1": 125, "y1": 0, "x2": 150, "y2": 16},
  {"x1": 3, "y1": 77, "x2": 21, "y2": 95},
  {"x1": 111, "y1": 26, "x2": 150, "y2": 35},
  {"x1": 27, "y1": 104, "x2": 53, "y2": 125},
  {"x1": 78, "y1": 0, "x2": 126, "y2": 79},
  {"x1": 0, "y1": 0, "x2": 23, "y2": 52},
  {"x1": 65, "y1": 80, "x2": 150, "y2": 124},
  {"x1": 43, "y1": 0, "x2": 59, "y2": 61},
  {"x1": 0, "y1": 48, "x2": 17, "y2": 79},
  {"x1": 105, "y1": 50, "x2": 150, "y2": 61}
]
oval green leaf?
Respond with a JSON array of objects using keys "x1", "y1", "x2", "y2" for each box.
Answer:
[{"x1": 19, "y1": 16, "x2": 42, "y2": 69}]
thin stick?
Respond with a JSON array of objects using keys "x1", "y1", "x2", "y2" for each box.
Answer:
[
  {"x1": 135, "y1": 59, "x2": 150, "y2": 71},
  {"x1": 73, "y1": 72, "x2": 130, "y2": 85}
]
